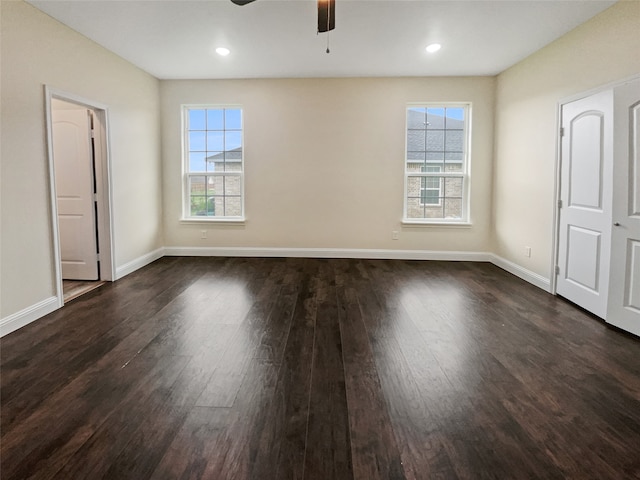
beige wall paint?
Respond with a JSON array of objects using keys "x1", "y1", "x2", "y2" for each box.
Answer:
[
  {"x1": 493, "y1": 1, "x2": 640, "y2": 278},
  {"x1": 0, "y1": 1, "x2": 162, "y2": 318},
  {"x1": 161, "y1": 77, "x2": 495, "y2": 251}
]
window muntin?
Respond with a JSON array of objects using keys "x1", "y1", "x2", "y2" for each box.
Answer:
[
  {"x1": 184, "y1": 106, "x2": 243, "y2": 219},
  {"x1": 405, "y1": 105, "x2": 469, "y2": 222}
]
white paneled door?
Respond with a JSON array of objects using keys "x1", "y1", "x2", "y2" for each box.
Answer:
[
  {"x1": 557, "y1": 90, "x2": 613, "y2": 318},
  {"x1": 53, "y1": 109, "x2": 99, "y2": 280},
  {"x1": 607, "y1": 79, "x2": 640, "y2": 336}
]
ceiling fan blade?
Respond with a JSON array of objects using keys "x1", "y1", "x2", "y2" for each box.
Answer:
[
  {"x1": 231, "y1": 0, "x2": 258, "y2": 5},
  {"x1": 318, "y1": 0, "x2": 335, "y2": 32}
]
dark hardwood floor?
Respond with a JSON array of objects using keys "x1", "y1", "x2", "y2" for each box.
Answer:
[{"x1": 2, "y1": 257, "x2": 639, "y2": 479}]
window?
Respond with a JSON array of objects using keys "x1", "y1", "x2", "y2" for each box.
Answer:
[
  {"x1": 421, "y1": 165, "x2": 442, "y2": 205},
  {"x1": 183, "y1": 106, "x2": 244, "y2": 220},
  {"x1": 404, "y1": 105, "x2": 469, "y2": 222}
]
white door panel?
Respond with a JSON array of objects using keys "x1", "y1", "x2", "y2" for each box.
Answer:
[
  {"x1": 53, "y1": 109, "x2": 99, "y2": 281},
  {"x1": 557, "y1": 90, "x2": 613, "y2": 318},
  {"x1": 607, "y1": 79, "x2": 640, "y2": 336},
  {"x1": 568, "y1": 113, "x2": 605, "y2": 210},
  {"x1": 565, "y1": 226, "x2": 601, "y2": 292}
]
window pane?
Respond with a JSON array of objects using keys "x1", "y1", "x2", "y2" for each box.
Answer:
[
  {"x1": 406, "y1": 162, "x2": 424, "y2": 173},
  {"x1": 207, "y1": 109, "x2": 224, "y2": 130},
  {"x1": 445, "y1": 107, "x2": 465, "y2": 124},
  {"x1": 190, "y1": 176, "x2": 205, "y2": 196},
  {"x1": 189, "y1": 152, "x2": 206, "y2": 172},
  {"x1": 424, "y1": 176, "x2": 440, "y2": 189},
  {"x1": 225, "y1": 161, "x2": 242, "y2": 172},
  {"x1": 427, "y1": 108, "x2": 445, "y2": 127},
  {"x1": 445, "y1": 130, "x2": 464, "y2": 152},
  {"x1": 426, "y1": 152, "x2": 444, "y2": 162},
  {"x1": 207, "y1": 131, "x2": 224, "y2": 151},
  {"x1": 225, "y1": 196, "x2": 242, "y2": 216},
  {"x1": 224, "y1": 175, "x2": 242, "y2": 196},
  {"x1": 407, "y1": 176, "x2": 422, "y2": 196},
  {"x1": 445, "y1": 151, "x2": 463, "y2": 161},
  {"x1": 426, "y1": 130, "x2": 444, "y2": 151},
  {"x1": 225, "y1": 131, "x2": 242, "y2": 151},
  {"x1": 206, "y1": 197, "x2": 216, "y2": 215},
  {"x1": 206, "y1": 152, "x2": 223, "y2": 172},
  {"x1": 190, "y1": 196, "x2": 207, "y2": 216},
  {"x1": 424, "y1": 203, "x2": 445, "y2": 218},
  {"x1": 206, "y1": 175, "x2": 223, "y2": 196},
  {"x1": 225, "y1": 149, "x2": 242, "y2": 160},
  {"x1": 407, "y1": 107, "x2": 426, "y2": 129},
  {"x1": 407, "y1": 130, "x2": 425, "y2": 151},
  {"x1": 444, "y1": 198, "x2": 463, "y2": 219},
  {"x1": 422, "y1": 190, "x2": 440, "y2": 205},
  {"x1": 225, "y1": 109, "x2": 242, "y2": 130},
  {"x1": 189, "y1": 131, "x2": 206, "y2": 151},
  {"x1": 407, "y1": 151, "x2": 425, "y2": 161},
  {"x1": 189, "y1": 109, "x2": 206, "y2": 130},
  {"x1": 444, "y1": 162, "x2": 463, "y2": 173},
  {"x1": 444, "y1": 177, "x2": 463, "y2": 197}
]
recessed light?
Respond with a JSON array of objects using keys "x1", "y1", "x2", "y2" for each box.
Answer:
[
  {"x1": 216, "y1": 47, "x2": 231, "y2": 56},
  {"x1": 426, "y1": 43, "x2": 442, "y2": 53}
]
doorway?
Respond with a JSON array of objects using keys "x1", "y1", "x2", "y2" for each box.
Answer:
[{"x1": 46, "y1": 88, "x2": 115, "y2": 306}]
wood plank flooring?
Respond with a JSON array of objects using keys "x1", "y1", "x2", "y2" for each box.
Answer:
[{"x1": 2, "y1": 257, "x2": 639, "y2": 479}]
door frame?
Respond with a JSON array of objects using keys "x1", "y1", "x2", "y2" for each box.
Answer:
[
  {"x1": 45, "y1": 86, "x2": 115, "y2": 307},
  {"x1": 551, "y1": 74, "x2": 640, "y2": 295}
]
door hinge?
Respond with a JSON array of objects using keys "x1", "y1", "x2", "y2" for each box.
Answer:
[
  {"x1": 96, "y1": 253, "x2": 101, "y2": 261},
  {"x1": 555, "y1": 265, "x2": 560, "y2": 275},
  {"x1": 558, "y1": 199, "x2": 562, "y2": 209},
  {"x1": 94, "y1": 193, "x2": 98, "y2": 202},
  {"x1": 91, "y1": 129, "x2": 95, "y2": 138},
  {"x1": 560, "y1": 127, "x2": 565, "y2": 137}
]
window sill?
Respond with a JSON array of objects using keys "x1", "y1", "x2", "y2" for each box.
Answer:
[
  {"x1": 180, "y1": 217, "x2": 246, "y2": 225},
  {"x1": 401, "y1": 220, "x2": 472, "y2": 228}
]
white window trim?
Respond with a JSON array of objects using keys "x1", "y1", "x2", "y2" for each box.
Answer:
[
  {"x1": 403, "y1": 102, "x2": 471, "y2": 224},
  {"x1": 181, "y1": 104, "x2": 245, "y2": 222}
]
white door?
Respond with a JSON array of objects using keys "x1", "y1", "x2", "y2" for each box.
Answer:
[
  {"x1": 607, "y1": 79, "x2": 640, "y2": 336},
  {"x1": 53, "y1": 108, "x2": 99, "y2": 280},
  {"x1": 556, "y1": 90, "x2": 613, "y2": 318}
]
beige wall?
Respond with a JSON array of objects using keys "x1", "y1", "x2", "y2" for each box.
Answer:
[
  {"x1": 0, "y1": 1, "x2": 162, "y2": 318},
  {"x1": 161, "y1": 77, "x2": 495, "y2": 251},
  {"x1": 493, "y1": 1, "x2": 640, "y2": 278}
]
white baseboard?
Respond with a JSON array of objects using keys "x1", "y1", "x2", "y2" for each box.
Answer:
[
  {"x1": 0, "y1": 296, "x2": 60, "y2": 337},
  {"x1": 115, "y1": 247, "x2": 165, "y2": 280},
  {"x1": 163, "y1": 246, "x2": 492, "y2": 262},
  {"x1": 489, "y1": 254, "x2": 551, "y2": 292}
]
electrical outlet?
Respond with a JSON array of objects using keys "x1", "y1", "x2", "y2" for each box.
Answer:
[
  {"x1": 200, "y1": 230, "x2": 208, "y2": 240},
  {"x1": 525, "y1": 246, "x2": 531, "y2": 257},
  {"x1": 392, "y1": 230, "x2": 399, "y2": 240}
]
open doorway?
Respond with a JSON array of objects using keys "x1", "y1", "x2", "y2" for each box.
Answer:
[{"x1": 45, "y1": 88, "x2": 115, "y2": 306}]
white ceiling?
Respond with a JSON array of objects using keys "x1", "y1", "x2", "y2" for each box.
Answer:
[{"x1": 27, "y1": 0, "x2": 616, "y2": 79}]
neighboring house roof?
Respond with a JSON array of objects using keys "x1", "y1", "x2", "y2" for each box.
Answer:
[{"x1": 206, "y1": 146, "x2": 242, "y2": 163}]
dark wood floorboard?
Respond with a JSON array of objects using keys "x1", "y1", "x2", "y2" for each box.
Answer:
[{"x1": 2, "y1": 257, "x2": 640, "y2": 479}]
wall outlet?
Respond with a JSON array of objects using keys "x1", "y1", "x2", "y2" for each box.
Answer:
[
  {"x1": 524, "y1": 246, "x2": 531, "y2": 257},
  {"x1": 200, "y1": 230, "x2": 208, "y2": 239},
  {"x1": 392, "y1": 230, "x2": 399, "y2": 240}
]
